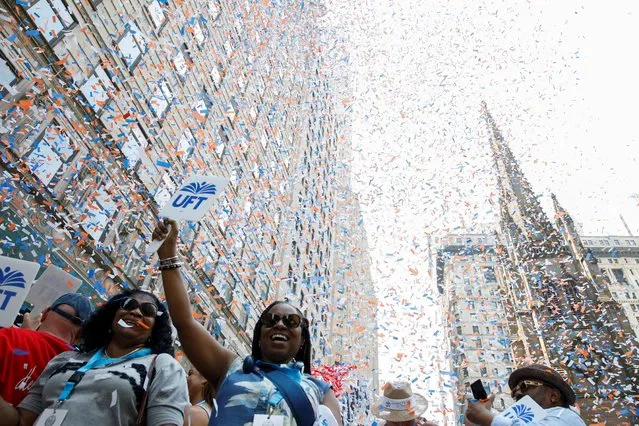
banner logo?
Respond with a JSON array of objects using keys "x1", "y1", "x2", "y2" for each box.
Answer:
[{"x1": 0, "y1": 267, "x2": 27, "y2": 289}]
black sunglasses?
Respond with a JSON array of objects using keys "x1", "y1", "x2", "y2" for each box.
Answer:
[
  {"x1": 52, "y1": 306, "x2": 84, "y2": 326},
  {"x1": 261, "y1": 313, "x2": 305, "y2": 329},
  {"x1": 120, "y1": 297, "x2": 159, "y2": 318}
]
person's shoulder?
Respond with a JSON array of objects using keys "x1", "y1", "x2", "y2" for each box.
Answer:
[
  {"x1": 547, "y1": 407, "x2": 586, "y2": 424},
  {"x1": 152, "y1": 353, "x2": 185, "y2": 373},
  {"x1": 305, "y1": 374, "x2": 331, "y2": 393}
]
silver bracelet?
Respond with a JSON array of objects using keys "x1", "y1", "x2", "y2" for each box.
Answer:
[
  {"x1": 159, "y1": 262, "x2": 183, "y2": 271},
  {"x1": 159, "y1": 256, "x2": 179, "y2": 266}
]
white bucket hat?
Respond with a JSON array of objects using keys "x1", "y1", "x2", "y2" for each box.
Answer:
[{"x1": 372, "y1": 382, "x2": 428, "y2": 422}]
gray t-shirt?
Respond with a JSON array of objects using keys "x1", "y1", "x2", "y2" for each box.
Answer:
[{"x1": 19, "y1": 350, "x2": 188, "y2": 425}]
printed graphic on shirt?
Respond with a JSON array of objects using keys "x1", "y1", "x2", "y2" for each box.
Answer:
[{"x1": 14, "y1": 366, "x2": 37, "y2": 392}]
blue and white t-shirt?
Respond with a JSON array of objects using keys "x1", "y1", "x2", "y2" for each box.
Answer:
[{"x1": 212, "y1": 357, "x2": 331, "y2": 426}]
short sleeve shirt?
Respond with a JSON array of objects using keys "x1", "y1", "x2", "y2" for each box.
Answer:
[
  {"x1": 19, "y1": 351, "x2": 189, "y2": 426},
  {"x1": 0, "y1": 328, "x2": 74, "y2": 405}
]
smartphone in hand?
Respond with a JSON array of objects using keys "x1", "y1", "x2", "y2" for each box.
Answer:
[{"x1": 470, "y1": 379, "x2": 488, "y2": 401}]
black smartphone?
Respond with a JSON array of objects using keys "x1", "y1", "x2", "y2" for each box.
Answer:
[
  {"x1": 13, "y1": 302, "x2": 34, "y2": 327},
  {"x1": 471, "y1": 379, "x2": 488, "y2": 401}
]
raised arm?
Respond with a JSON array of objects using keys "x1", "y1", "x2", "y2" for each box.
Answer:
[{"x1": 154, "y1": 219, "x2": 237, "y2": 391}]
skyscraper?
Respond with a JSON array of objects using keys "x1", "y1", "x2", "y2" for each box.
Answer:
[
  {"x1": 438, "y1": 104, "x2": 639, "y2": 425},
  {"x1": 0, "y1": 0, "x2": 374, "y2": 410}
]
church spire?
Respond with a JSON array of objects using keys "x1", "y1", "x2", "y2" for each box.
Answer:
[{"x1": 481, "y1": 102, "x2": 567, "y2": 260}]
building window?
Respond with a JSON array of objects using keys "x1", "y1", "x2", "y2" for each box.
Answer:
[
  {"x1": 217, "y1": 196, "x2": 231, "y2": 232},
  {"x1": 456, "y1": 326, "x2": 462, "y2": 335},
  {"x1": 26, "y1": 122, "x2": 76, "y2": 186},
  {"x1": 119, "y1": 124, "x2": 148, "y2": 169},
  {"x1": 83, "y1": 182, "x2": 117, "y2": 242},
  {"x1": 472, "y1": 325, "x2": 480, "y2": 334},
  {"x1": 146, "y1": 0, "x2": 167, "y2": 33},
  {"x1": 79, "y1": 65, "x2": 114, "y2": 114},
  {"x1": 117, "y1": 22, "x2": 146, "y2": 71},
  {"x1": 481, "y1": 367, "x2": 487, "y2": 376},
  {"x1": 153, "y1": 172, "x2": 175, "y2": 208},
  {"x1": 215, "y1": 125, "x2": 228, "y2": 158},
  {"x1": 189, "y1": 19, "x2": 206, "y2": 47},
  {"x1": 173, "y1": 44, "x2": 191, "y2": 79},
  {"x1": 27, "y1": 0, "x2": 76, "y2": 44},
  {"x1": 208, "y1": 0, "x2": 220, "y2": 20},
  {"x1": 210, "y1": 63, "x2": 223, "y2": 87},
  {"x1": 192, "y1": 91, "x2": 213, "y2": 124},
  {"x1": 0, "y1": 50, "x2": 20, "y2": 96},
  {"x1": 148, "y1": 79, "x2": 173, "y2": 118},
  {"x1": 177, "y1": 129, "x2": 196, "y2": 162}
]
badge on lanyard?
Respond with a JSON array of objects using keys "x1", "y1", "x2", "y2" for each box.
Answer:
[
  {"x1": 34, "y1": 408, "x2": 68, "y2": 426},
  {"x1": 253, "y1": 414, "x2": 285, "y2": 426}
]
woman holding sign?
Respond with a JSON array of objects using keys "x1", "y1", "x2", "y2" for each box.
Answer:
[
  {"x1": 0, "y1": 289, "x2": 188, "y2": 426},
  {"x1": 152, "y1": 219, "x2": 342, "y2": 426}
]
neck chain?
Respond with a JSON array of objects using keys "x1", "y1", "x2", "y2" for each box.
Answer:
[{"x1": 105, "y1": 346, "x2": 144, "y2": 359}]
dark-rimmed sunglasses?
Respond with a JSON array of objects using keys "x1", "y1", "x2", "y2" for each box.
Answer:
[
  {"x1": 511, "y1": 380, "x2": 546, "y2": 398},
  {"x1": 261, "y1": 313, "x2": 304, "y2": 329},
  {"x1": 52, "y1": 306, "x2": 84, "y2": 326},
  {"x1": 120, "y1": 297, "x2": 159, "y2": 318}
]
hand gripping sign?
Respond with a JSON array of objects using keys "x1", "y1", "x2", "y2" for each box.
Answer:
[
  {"x1": 146, "y1": 175, "x2": 230, "y2": 254},
  {"x1": 0, "y1": 255, "x2": 40, "y2": 327}
]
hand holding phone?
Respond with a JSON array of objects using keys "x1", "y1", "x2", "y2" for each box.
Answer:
[{"x1": 470, "y1": 379, "x2": 488, "y2": 401}]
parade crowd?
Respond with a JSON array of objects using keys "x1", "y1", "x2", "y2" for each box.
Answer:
[{"x1": 0, "y1": 220, "x2": 587, "y2": 425}]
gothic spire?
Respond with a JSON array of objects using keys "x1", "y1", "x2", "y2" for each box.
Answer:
[{"x1": 481, "y1": 102, "x2": 568, "y2": 260}]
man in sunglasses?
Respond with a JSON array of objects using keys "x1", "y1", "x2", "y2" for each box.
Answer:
[
  {"x1": 465, "y1": 364, "x2": 586, "y2": 425},
  {"x1": 0, "y1": 293, "x2": 92, "y2": 406}
]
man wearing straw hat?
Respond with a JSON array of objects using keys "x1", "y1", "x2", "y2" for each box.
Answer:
[{"x1": 372, "y1": 382, "x2": 438, "y2": 426}]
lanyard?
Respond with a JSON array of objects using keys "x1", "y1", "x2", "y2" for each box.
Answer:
[{"x1": 57, "y1": 347, "x2": 152, "y2": 402}]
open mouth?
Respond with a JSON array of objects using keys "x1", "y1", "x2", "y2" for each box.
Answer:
[
  {"x1": 117, "y1": 318, "x2": 149, "y2": 329},
  {"x1": 118, "y1": 319, "x2": 134, "y2": 328},
  {"x1": 271, "y1": 333, "x2": 289, "y2": 342}
]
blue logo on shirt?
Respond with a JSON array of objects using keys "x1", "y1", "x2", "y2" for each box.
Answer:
[{"x1": 505, "y1": 404, "x2": 535, "y2": 423}]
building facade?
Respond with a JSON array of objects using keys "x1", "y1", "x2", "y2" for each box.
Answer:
[
  {"x1": 437, "y1": 104, "x2": 639, "y2": 425},
  {"x1": 437, "y1": 234, "x2": 516, "y2": 424},
  {"x1": 0, "y1": 0, "x2": 376, "y2": 414},
  {"x1": 578, "y1": 236, "x2": 639, "y2": 337}
]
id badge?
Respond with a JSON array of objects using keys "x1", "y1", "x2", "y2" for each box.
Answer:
[
  {"x1": 34, "y1": 408, "x2": 68, "y2": 426},
  {"x1": 253, "y1": 414, "x2": 285, "y2": 426}
]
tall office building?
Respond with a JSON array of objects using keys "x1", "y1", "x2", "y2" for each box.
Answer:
[
  {"x1": 437, "y1": 104, "x2": 639, "y2": 424},
  {"x1": 0, "y1": 0, "x2": 375, "y2": 411},
  {"x1": 564, "y1": 235, "x2": 639, "y2": 338},
  {"x1": 437, "y1": 234, "x2": 515, "y2": 424}
]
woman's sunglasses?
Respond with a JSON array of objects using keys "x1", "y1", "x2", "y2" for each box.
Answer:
[
  {"x1": 260, "y1": 313, "x2": 305, "y2": 329},
  {"x1": 120, "y1": 297, "x2": 159, "y2": 318},
  {"x1": 511, "y1": 380, "x2": 546, "y2": 398}
]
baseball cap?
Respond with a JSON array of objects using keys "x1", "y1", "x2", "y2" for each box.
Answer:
[{"x1": 51, "y1": 293, "x2": 93, "y2": 324}]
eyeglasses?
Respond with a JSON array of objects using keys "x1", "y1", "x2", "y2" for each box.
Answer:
[
  {"x1": 52, "y1": 306, "x2": 84, "y2": 326},
  {"x1": 511, "y1": 380, "x2": 546, "y2": 398},
  {"x1": 120, "y1": 297, "x2": 159, "y2": 318},
  {"x1": 260, "y1": 313, "x2": 305, "y2": 329}
]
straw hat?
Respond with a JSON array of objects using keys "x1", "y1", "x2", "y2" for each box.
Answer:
[{"x1": 372, "y1": 382, "x2": 428, "y2": 422}]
